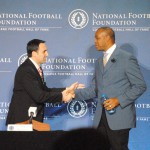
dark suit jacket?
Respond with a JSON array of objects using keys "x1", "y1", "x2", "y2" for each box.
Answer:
[{"x1": 6, "y1": 59, "x2": 65, "y2": 125}]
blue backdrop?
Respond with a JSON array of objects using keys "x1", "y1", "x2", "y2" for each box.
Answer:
[{"x1": 0, "y1": 0, "x2": 150, "y2": 149}]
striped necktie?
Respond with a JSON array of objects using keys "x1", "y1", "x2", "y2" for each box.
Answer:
[{"x1": 38, "y1": 67, "x2": 44, "y2": 81}]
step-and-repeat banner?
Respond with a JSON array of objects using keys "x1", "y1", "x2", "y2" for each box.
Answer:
[{"x1": 0, "y1": 0, "x2": 150, "y2": 149}]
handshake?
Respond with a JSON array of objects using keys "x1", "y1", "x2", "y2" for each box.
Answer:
[{"x1": 62, "y1": 82, "x2": 85, "y2": 103}]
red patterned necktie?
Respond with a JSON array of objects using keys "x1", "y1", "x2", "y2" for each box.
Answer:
[{"x1": 38, "y1": 67, "x2": 44, "y2": 81}]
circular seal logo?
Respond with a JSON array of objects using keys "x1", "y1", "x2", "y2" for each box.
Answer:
[
  {"x1": 67, "y1": 100, "x2": 87, "y2": 118},
  {"x1": 68, "y1": 9, "x2": 89, "y2": 29},
  {"x1": 18, "y1": 53, "x2": 28, "y2": 66},
  {"x1": 8, "y1": 125, "x2": 14, "y2": 131}
]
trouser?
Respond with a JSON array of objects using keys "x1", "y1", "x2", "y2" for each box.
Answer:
[{"x1": 97, "y1": 108, "x2": 130, "y2": 150}]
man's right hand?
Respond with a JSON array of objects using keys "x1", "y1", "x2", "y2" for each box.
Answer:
[
  {"x1": 62, "y1": 82, "x2": 85, "y2": 103},
  {"x1": 62, "y1": 89, "x2": 74, "y2": 103}
]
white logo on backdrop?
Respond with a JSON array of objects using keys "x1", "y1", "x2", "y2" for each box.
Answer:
[
  {"x1": 18, "y1": 53, "x2": 27, "y2": 66},
  {"x1": 68, "y1": 9, "x2": 89, "y2": 29},
  {"x1": 67, "y1": 100, "x2": 87, "y2": 118}
]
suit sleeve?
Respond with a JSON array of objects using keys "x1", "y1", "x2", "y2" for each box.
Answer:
[
  {"x1": 44, "y1": 84, "x2": 65, "y2": 92},
  {"x1": 75, "y1": 73, "x2": 96, "y2": 100},
  {"x1": 19, "y1": 67, "x2": 65, "y2": 104},
  {"x1": 117, "y1": 55, "x2": 147, "y2": 108}
]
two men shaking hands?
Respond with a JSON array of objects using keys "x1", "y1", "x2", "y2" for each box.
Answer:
[{"x1": 62, "y1": 82, "x2": 85, "y2": 103}]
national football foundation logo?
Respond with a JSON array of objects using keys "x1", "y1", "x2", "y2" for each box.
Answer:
[
  {"x1": 67, "y1": 100, "x2": 87, "y2": 118},
  {"x1": 18, "y1": 53, "x2": 27, "y2": 66},
  {"x1": 68, "y1": 9, "x2": 89, "y2": 29}
]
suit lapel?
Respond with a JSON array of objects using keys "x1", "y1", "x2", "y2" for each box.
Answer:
[
  {"x1": 103, "y1": 48, "x2": 119, "y2": 74},
  {"x1": 97, "y1": 56, "x2": 104, "y2": 74},
  {"x1": 27, "y1": 59, "x2": 44, "y2": 83}
]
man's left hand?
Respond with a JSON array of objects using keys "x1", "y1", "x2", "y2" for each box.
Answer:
[{"x1": 103, "y1": 98, "x2": 120, "y2": 110}]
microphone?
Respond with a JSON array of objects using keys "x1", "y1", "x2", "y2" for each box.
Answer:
[{"x1": 28, "y1": 107, "x2": 37, "y2": 124}]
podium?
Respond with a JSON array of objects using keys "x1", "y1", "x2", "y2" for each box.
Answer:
[
  {"x1": 7, "y1": 120, "x2": 50, "y2": 131},
  {"x1": 17, "y1": 120, "x2": 51, "y2": 131}
]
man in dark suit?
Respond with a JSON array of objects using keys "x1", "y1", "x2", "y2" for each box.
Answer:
[
  {"x1": 6, "y1": 39, "x2": 77, "y2": 125},
  {"x1": 75, "y1": 27, "x2": 147, "y2": 150}
]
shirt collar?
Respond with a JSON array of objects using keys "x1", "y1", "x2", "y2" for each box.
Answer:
[
  {"x1": 104, "y1": 44, "x2": 116, "y2": 55},
  {"x1": 29, "y1": 58, "x2": 40, "y2": 70}
]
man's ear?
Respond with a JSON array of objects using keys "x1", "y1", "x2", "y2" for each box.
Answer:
[
  {"x1": 106, "y1": 34, "x2": 111, "y2": 42},
  {"x1": 32, "y1": 51, "x2": 37, "y2": 57}
]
